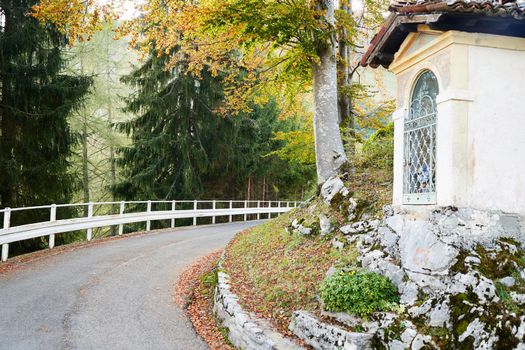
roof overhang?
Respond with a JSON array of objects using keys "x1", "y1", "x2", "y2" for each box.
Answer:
[{"x1": 361, "y1": 4, "x2": 525, "y2": 68}]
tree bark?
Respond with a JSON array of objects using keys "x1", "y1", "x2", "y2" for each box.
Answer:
[
  {"x1": 81, "y1": 117, "x2": 90, "y2": 207},
  {"x1": 106, "y1": 43, "x2": 117, "y2": 234},
  {"x1": 246, "y1": 176, "x2": 252, "y2": 201},
  {"x1": 312, "y1": 0, "x2": 347, "y2": 184},
  {"x1": 79, "y1": 56, "x2": 90, "y2": 214},
  {"x1": 338, "y1": 0, "x2": 356, "y2": 168},
  {"x1": 262, "y1": 176, "x2": 266, "y2": 201}
]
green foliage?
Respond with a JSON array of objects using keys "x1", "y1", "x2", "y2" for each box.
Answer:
[
  {"x1": 201, "y1": 269, "x2": 219, "y2": 289},
  {"x1": 224, "y1": 212, "x2": 355, "y2": 322},
  {"x1": 340, "y1": 122, "x2": 394, "y2": 217},
  {"x1": 320, "y1": 270, "x2": 399, "y2": 317},
  {"x1": 114, "y1": 51, "x2": 315, "y2": 201},
  {"x1": 0, "y1": 0, "x2": 91, "y2": 253},
  {"x1": 114, "y1": 52, "x2": 225, "y2": 199},
  {"x1": 357, "y1": 122, "x2": 394, "y2": 170},
  {"x1": 269, "y1": 117, "x2": 316, "y2": 166}
]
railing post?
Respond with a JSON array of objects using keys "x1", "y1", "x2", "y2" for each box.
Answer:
[
  {"x1": 146, "y1": 200, "x2": 152, "y2": 231},
  {"x1": 212, "y1": 200, "x2": 216, "y2": 224},
  {"x1": 49, "y1": 204, "x2": 56, "y2": 249},
  {"x1": 171, "y1": 200, "x2": 176, "y2": 228},
  {"x1": 268, "y1": 201, "x2": 272, "y2": 219},
  {"x1": 244, "y1": 200, "x2": 248, "y2": 221},
  {"x1": 87, "y1": 203, "x2": 93, "y2": 241},
  {"x1": 193, "y1": 200, "x2": 197, "y2": 226},
  {"x1": 229, "y1": 200, "x2": 233, "y2": 222},
  {"x1": 2, "y1": 208, "x2": 11, "y2": 261},
  {"x1": 118, "y1": 201, "x2": 125, "y2": 235},
  {"x1": 257, "y1": 200, "x2": 260, "y2": 220}
]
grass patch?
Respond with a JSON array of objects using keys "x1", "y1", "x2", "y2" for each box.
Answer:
[{"x1": 223, "y1": 212, "x2": 357, "y2": 335}]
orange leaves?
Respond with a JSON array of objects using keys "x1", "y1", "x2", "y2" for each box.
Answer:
[
  {"x1": 117, "y1": 0, "x2": 320, "y2": 117},
  {"x1": 174, "y1": 250, "x2": 235, "y2": 349},
  {"x1": 32, "y1": 0, "x2": 385, "y2": 119},
  {"x1": 31, "y1": 0, "x2": 116, "y2": 45},
  {"x1": 222, "y1": 215, "x2": 345, "y2": 338}
]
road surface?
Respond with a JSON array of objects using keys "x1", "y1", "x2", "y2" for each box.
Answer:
[{"x1": 0, "y1": 222, "x2": 259, "y2": 350}]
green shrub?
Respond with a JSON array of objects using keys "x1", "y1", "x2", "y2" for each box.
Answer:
[
  {"x1": 320, "y1": 270, "x2": 399, "y2": 317},
  {"x1": 357, "y1": 122, "x2": 394, "y2": 170}
]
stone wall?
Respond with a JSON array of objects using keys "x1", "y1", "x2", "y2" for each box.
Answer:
[
  {"x1": 289, "y1": 311, "x2": 373, "y2": 350},
  {"x1": 214, "y1": 270, "x2": 303, "y2": 350}
]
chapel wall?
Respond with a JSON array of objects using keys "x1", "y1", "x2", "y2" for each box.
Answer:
[{"x1": 466, "y1": 44, "x2": 525, "y2": 216}]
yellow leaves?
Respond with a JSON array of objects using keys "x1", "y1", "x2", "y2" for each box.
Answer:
[
  {"x1": 31, "y1": 0, "x2": 115, "y2": 45},
  {"x1": 270, "y1": 114, "x2": 316, "y2": 165},
  {"x1": 32, "y1": 0, "x2": 389, "y2": 122},
  {"x1": 120, "y1": 0, "x2": 325, "y2": 116},
  {"x1": 32, "y1": 0, "x2": 327, "y2": 116}
]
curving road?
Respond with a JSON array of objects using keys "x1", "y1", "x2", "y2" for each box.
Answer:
[{"x1": 0, "y1": 222, "x2": 259, "y2": 350}]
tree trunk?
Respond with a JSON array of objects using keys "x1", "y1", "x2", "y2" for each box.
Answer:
[
  {"x1": 312, "y1": 0, "x2": 347, "y2": 184},
  {"x1": 107, "y1": 84, "x2": 116, "y2": 200},
  {"x1": 338, "y1": 1, "x2": 356, "y2": 170},
  {"x1": 246, "y1": 176, "x2": 252, "y2": 200},
  {"x1": 79, "y1": 57, "x2": 90, "y2": 214},
  {"x1": 339, "y1": 0, "x2": 355, "y2": 158},
  {"x1": 262, "y1": 176, "x2": 266, "y2": 201},
  {"x1": 81, "y1": 118, "x2": 90, "y2": 207},
  {"x1": 0, "y1": 4, "x2": 13, "y2": 208},
  {"x1": 105, "y1": 41, "x2": 118, "y2": 234}
]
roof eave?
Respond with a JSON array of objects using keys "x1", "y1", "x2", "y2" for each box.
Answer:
[{"x1": 361, "y1": 13, "x2": 444, "y2": 68}]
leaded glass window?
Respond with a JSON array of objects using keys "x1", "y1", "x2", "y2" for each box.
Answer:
[{"x1": 403, "y1": 70, "x2": 438, "y2": 204}]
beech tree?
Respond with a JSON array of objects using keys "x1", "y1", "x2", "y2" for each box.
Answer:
[{"x1": 32, "y1": 0, "x2": 386, "y2": 184}]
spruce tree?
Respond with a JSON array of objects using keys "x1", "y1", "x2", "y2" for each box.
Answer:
[
  {"x1": 0, "y1": 0, "x2": 91, "y2": 249},
  {"x1": 116, "y1": 52, "x2": 315, "y2": 203},
  {"x1": 115, "y1": 54, "x2": 225, "y2": 199}
]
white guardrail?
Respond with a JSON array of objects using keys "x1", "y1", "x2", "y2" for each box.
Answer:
[{"x1": 0, "y1": 200, "x2": 300, "y2": 262}]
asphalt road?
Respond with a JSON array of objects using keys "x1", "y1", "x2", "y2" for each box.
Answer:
[{"x1": 0, "y1": 221, "x2": 259, "y2": 350}]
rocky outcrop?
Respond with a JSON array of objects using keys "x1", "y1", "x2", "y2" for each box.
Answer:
[
  {"x1": 349, "y1": 206, "x2": 525, "y2": 349},
  {"x1": 214, "y1": 270, "x2": 303, "y2": 350},
  {"x1": 289, "y1": 311, "x2": 373, "y2": 350},
  {"x1": 288, "y1": 184, "x2": 525, "y2": 349},
  {"x1": 320, "y1": 177, "x2": 349, "y2": 204},
  {"x1": 221, "y1": 175, "x2": 525, "y2": 349},
  {"x1": 291, "y1": 219, "x2": 313, "y2": 236}
]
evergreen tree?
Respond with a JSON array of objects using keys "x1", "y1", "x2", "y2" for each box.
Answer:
[
  {"x1": 115, "y1": 54, "x2": 224, "y2": 199},
  {"x1": 0, "y1": 0, "x2": 91, "y2": 250},
  {"x1": 115, "y1": 53, "x2": 314, "y2": 202}
]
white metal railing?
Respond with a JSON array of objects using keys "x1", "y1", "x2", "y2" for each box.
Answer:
[{"x1": 0, "y1": 200, "x2": 300, "y2": 261}]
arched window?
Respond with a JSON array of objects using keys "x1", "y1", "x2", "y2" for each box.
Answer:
[{"x1": 403, "y1": 70, "x2": 438, "y2": 204}]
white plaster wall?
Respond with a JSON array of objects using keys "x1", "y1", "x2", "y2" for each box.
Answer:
[
  {"x1": 392, "y1": 108, "x2": 405, "y2": 207},
  {"x1": 467, "y1": 45, "x2": 525, "y2": 215},
  {"x1": 390, "y1": 30, "x2": 525, "y2": 216}
]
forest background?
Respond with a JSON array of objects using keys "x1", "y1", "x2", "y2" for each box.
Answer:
[{"x1": 0, "y1": 0, "x2": 394, "y2": 255}]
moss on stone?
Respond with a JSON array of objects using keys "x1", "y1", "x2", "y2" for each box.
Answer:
[
  {"x1": 448, "y1": 292, "x2": 479, "y2": 346},
  {"x1": 330, "y1": 192, "x2": 350, "y2": 216},
  {"x1": 450, "y1": 250, "x2": 469, "y2": 274},
  {"x1": 474, "y1": 244, "x2": 523, "y2": 280},
  {"x1": 376, "y1": 318, "x2": 405, "y2": 343}
]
